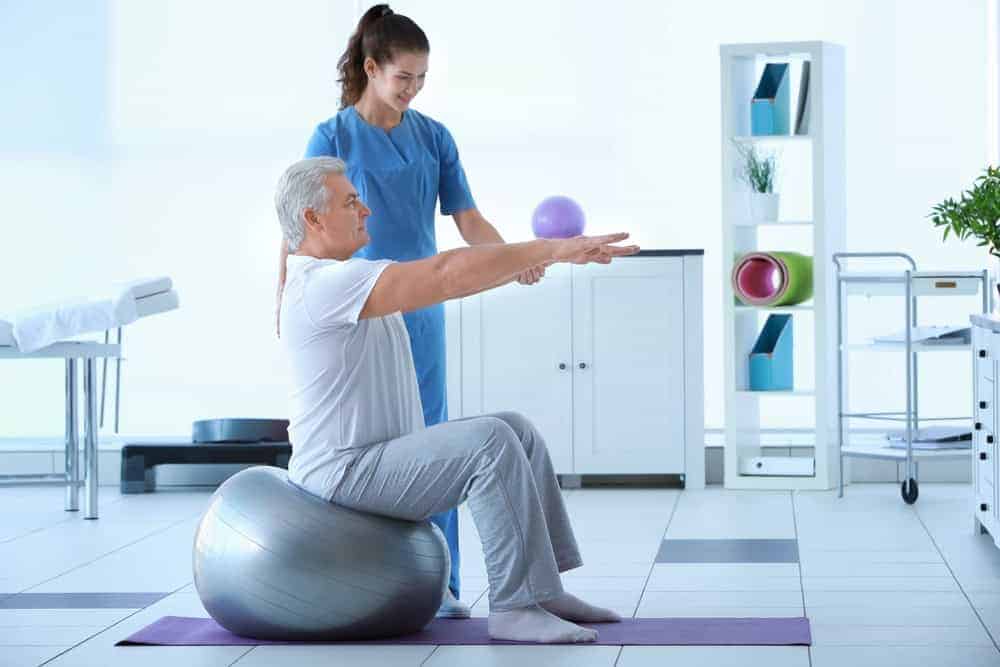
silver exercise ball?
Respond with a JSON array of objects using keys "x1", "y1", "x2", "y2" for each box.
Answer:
[{"x1": 192, "y1": 466, "x2": 449, "y2": 640}]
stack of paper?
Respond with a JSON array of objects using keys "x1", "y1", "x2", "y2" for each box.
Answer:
[{"x1": 885, "y1": 426, "x2": 971, "y2": 450}]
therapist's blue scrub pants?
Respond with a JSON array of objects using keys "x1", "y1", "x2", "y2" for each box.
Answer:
[{"x1": 406, "y1": 310, "x2": 462, "y2": 599}]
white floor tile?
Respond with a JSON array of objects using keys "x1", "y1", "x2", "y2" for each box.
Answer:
[
  {"x1": 0, "y1": 519, "x2": 178, "y2": 592},
  {"x1": 29, "y1": 519, "x2": 199, "y2": 593},
  {"x1": 423, "y1": 645, "x2": 620, "y2": 667},
  {"x1": 645, "y1": 574, "x2": 802, "y2": 592},
  {"x1": 799, "y1": 561, "x2": 951, "y2": 577},
  {"x1": 0, "y1": 609, "x2": 133, "y2": 626},
  {"x1": 618, "y1": 646, "x2": 810, "y2": 667},
  {"x1": 0, "y1": 624, "x2": 108, "y2": 646},
  {"x1": 811, "y1": 622, "x2": 995, "y2": 646},
  {"x1": 649, "y1": 564, "x2": 800, "y2": 578},
  {"x1": 0, "y1": 645, "x2": 72, "y2": 667},
  {"x1": 43, "y1": 593, "x2": 237, "y2": 666},
  {"x1": 798, "y1": 549, "x2": 943, "y2": 565},
  {"x1": 805, "y1": 590, "x2": 969, "y2": 607},
  {"x1": 666, "y1": 492, "x2": 795, "y2": 540},
  {"x1": 806, "y1": 604, "x2": 982, "y2": 626},
  {"x1": 637, "y1": 590, "x2": 803, "y2": 616},
  {"x1": 801, "y1": 576, "x2": 961, "y2": 592},
  {"x1": 811, "y1": 646, "x2": 1000, "y2": 667}
]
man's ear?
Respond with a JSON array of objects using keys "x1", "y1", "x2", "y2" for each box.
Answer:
[{"x1": 303, "y1": 208, "x2": 320, "y2": 230}]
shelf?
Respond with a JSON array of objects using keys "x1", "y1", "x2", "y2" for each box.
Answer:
[
  {"x1": 842, "y1": 341, "x2": 970, "y2": 353},
  {"x1": 734, "y1": 219, "x2": 814, "y2": 228},
  {"x1": 841, "y1": 443, "x2": 971, "y2": 461},
  {"x1": 732, "y1": 135, "x2": 812, "y2": 143},
  {"x1": 734, "y1": 389, "x2": 815, "y2": 397},
  {"x1": 735, "y1": 304, "x2": 814, "y2": 314}
]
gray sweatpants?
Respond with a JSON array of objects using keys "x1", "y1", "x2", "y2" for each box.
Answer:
[{"x1": 328, "y1": 411, "x2": 583, "y2": 611}]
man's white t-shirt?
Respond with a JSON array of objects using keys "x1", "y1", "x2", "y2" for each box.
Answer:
[{"x1": 280, "y1": 254, "x2": 425, "y2": 499}]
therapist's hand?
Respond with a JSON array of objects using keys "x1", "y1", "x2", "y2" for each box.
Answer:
[
  {"x1": 516, "y1": 266, "x2": 546, "y2": 285},
  {"x1": 550, "y1": 233, "x2": 640, "y2": 265}
]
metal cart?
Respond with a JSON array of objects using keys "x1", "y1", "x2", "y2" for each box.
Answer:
[{"x1": 833, "y1": 252, "x2": 989, "y2": 504}]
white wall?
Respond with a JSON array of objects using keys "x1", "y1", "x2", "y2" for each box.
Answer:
[{"x1": 0, "y1": 0, "x2": 990, "y2": 438}]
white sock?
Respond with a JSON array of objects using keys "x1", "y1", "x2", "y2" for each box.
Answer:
[
  {"x1": 488, "y1": 605, "x2": 598, "y2": 643},
  {"x1": 540, "y1": 592, "x2": 622, "y2": 623}
]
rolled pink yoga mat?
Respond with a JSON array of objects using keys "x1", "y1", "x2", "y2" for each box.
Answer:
[{"x1": 732, "y1": 252, "x2": 813, "y2": 307}]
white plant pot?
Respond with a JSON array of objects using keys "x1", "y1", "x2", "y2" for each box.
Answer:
[{"x1": 748, "y1": 192, "x2": 780, "y2": 222}]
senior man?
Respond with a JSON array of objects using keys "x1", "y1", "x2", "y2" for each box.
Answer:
[{"x1": 275, "y1": 156, "x2": 639, "y2": 643}]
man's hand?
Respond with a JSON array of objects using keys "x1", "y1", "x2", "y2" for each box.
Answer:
[
  {"x1": 550, "y1": 233, "x2": 640, "y2": 265},
  {"x1": 516, "y1": 265, "x2": 546, "y2": 285}
]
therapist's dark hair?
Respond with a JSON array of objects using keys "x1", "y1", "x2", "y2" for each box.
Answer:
[{"x1": 338, "y1": 4, "x2": 430, "y2": 109}]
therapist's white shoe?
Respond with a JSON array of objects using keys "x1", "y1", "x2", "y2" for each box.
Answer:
[{"x1": 435, "y1": 589, "x2": 472, "y2": 619}]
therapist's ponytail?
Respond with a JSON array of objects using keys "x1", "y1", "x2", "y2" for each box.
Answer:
[{"x1": 337, "y1": 4, "x2": 430, "y2": 109}]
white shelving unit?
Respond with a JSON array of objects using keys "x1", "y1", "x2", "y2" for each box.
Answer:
[{"x1": 720, "y1": 41, "x2": 845, "y2": 490}]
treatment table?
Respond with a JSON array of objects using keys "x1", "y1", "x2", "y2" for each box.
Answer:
[{"x1": 0, "y1": 282, "x2": 179, "y2": 518}]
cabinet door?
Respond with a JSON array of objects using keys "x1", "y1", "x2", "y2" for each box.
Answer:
[
  {"x1": 571, "y1": 257, "x2": 686, "y2": 474},
  {"x1": 460, "y1": 264, "x2": 574, "y2": 473}
]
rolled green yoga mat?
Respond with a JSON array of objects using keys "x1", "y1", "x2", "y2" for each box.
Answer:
[{"x1": 732, "y1": 251, "x2": 813, "y2": 307}]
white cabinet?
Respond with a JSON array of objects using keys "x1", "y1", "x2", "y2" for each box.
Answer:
[
  {"x1": 973, "y1": 316, "x2": 1000, "y2": 548},
  {"x1": 447, "y1": 252, "x2": 704, "y2": 488}
]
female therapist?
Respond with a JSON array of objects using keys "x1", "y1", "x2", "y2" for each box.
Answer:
[{"x1": 276, "y1": 4, "x2": 543, "y2": 618}]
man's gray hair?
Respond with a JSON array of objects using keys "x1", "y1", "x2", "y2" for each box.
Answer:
[{"x1": 275, "y1": 157, "x2": 347, "y2": 252}]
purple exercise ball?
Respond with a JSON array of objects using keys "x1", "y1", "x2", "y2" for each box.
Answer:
[{"x1": 531, "y1": 196, "x2": 586, "y2": 239}]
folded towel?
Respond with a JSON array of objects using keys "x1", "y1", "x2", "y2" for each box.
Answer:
[
  {"x1": 121, "y1": 276, "x2": 172, "y2": 300},
  {"x1": 9, "y1": 289, "x2": 138, "y2": 353}
]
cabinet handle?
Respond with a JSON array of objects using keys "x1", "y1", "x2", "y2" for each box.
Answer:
[
  {"x1": 981, "y1": 401, "x2": 989, "y2": 410},
  {"x1": 981, "y1": 349, "x2": 989, "y2": 358},
  {"x1": 989, "y1": 435, "x2": 995, "y2": 445},
  {"x1": 982, "y1": 503, "x2": 990, "y2": 512},
  {"x1": 558, "y1": 363, "x2": 567, "y2": 371},
  {"x1": 578, "y1": 362, "x2": 588, "y2": 370},
  {"x1": 981, "y1": 452, "x2": 988, "y2": 461},
  {"x1": 976, "y1": 422, "x2": 983, "y2": 431}
]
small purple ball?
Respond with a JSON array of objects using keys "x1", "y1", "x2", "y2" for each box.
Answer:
[{"x1": 531, "y1": 196, "x2": 586, "y2": 239}]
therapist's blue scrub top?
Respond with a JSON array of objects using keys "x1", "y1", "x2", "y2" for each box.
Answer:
[{"x1": 304, "y1": 105, "x2": 475, "y2": 430}]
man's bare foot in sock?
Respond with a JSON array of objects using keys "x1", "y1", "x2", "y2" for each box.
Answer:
[
  {"x1": 540, "y1": 592, "x2": 622, "y2": 623},
  {"x1": 488, "y1": 605, "x2": 598, "y2": 643}
]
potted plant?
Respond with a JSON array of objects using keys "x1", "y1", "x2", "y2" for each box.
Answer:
[
  {"x1": 735, "y1": 142, "x2": 779, "y2": 222},
  {"x1": 929, "y1": 165, "x2": 1000, "y2": 300}
]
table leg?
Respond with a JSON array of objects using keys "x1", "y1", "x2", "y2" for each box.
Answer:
[
  {"x1": 64, "y1": 359, "x2": 79, "y2": 512},
  {"x1": 83, "y1": 358, "x2": 99, "y2": 519}
]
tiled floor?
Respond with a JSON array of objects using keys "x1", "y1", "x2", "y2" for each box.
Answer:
[{"x1": 2, "y1": 482, "x2": 1000, "y2": 666}]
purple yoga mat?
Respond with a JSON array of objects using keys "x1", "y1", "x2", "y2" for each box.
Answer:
[{"x1": 118, "y1": 616, "x2": 811, "y2": 647}]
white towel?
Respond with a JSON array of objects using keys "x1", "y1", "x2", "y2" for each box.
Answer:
[
  {"x1": 9, "y1": 289, "x2": 138, "y2": 353},
  {"x1": 4, "y1": 277, "x2": 173, "y2": 353}
]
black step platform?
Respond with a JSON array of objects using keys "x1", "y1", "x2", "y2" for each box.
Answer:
[{"x1": 120, "y1": 419, "x2": 291, "y2": 494}]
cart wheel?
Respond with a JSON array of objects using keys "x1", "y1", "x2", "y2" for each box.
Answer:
[{"x1": 901, "y1": 478, "x2": 919, "y2": 505}]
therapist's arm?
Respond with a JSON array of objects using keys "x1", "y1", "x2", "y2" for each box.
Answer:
[
  {"x1": 275, "y1": 239, "x2": 289, "y2": 337},
  {"x1": 453, "y1": 208, "x2": 545, "y2": 285},
  {"x1": 360, "y1": 233, "x2": 637, "y2": 320}
]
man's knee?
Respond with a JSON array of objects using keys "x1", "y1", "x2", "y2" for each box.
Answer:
[
  {"x1": 492, "y1": 411, "x2": 534, "y2": 440},
  {"x1": 476, "y1": 417, "x2": 528, "y2": 463}
]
